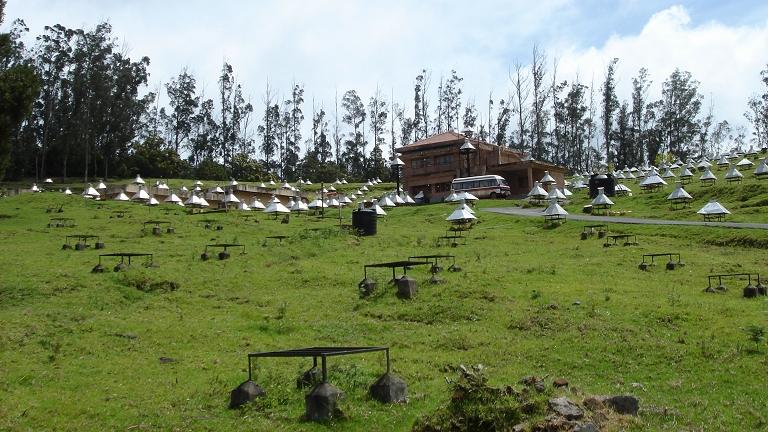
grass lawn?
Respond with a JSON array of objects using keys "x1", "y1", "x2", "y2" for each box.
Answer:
[{"x1": 0, "y1": 186, "x2": 767, "y2": 431}]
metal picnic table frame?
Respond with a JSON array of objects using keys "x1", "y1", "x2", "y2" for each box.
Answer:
[
  {"x1": 408, "y1": 254, "x2": 457, "y2": 272},
  {"x1": 707, "y1": 273, "x2": 761, "y2": 290},
  {"x1": 603, "y1": 233, "x2": 638, "y2": 247},
  {"x1": 639, "y1": 252, "x2": 684, "y2": 270},
  {"x1": 63, "y1": 234, "x2": 102, "y2": 250},
  {"x1": 48, "y1": 217, "x2": 75, "y2": 228},
  {"x1": 202, "y1": 243, "x2": 246, "y2": 260},
  {"x1": 245, "y1": 346, "x2": 391, "y2": 384},
  {"x1": 92, "y1": 252, "x2": 154, "y2": 273},
  {"x1": 264, "y1": 235, "x2": 289, "y2": 244},
  {"x1": 363, "y1": 260, "x2": 433, "y2": 283},
  {"x1": 142, "y1": 220, "x2": 172, "y2": 233}
]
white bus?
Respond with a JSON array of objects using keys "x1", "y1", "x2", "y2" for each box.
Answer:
[{"x1": 451, "y1": 175, "x2": 511, "y2": 199}]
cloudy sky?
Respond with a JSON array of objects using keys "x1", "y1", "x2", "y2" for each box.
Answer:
[{"x1": 4, "y1": 0, "x2": 768, "y2": 143}]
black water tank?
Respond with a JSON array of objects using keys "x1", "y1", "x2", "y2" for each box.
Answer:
[
  {"x1": 352, "y1": 210, "x2": 377, "y2": 236},
  {"x1": 589, "y1": 173, "x2": 616, "y2": 198}
]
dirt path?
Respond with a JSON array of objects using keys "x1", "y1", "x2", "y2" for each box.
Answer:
[{"x1": 484, "y1": 206, "x2": 768, "y2": 230}]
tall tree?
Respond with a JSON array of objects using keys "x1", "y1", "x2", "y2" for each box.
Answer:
[
  {"x1": 367, "y1": 87, "x2": 388, "y2": 180},
  {"x1": 600, "y1": 58, "x2": 619, "y2": 165},
  {"x1": 217, "y1": 62, "x2": 233, "y2": 166},
  {"x1": 744, "y1": 64, "x2": 768, "y2": 149},
  {"x1": 341, "y1": 89, "x2": 366, "y2": 178},
  {"x1": 658, "y1": 68, "x2": 703, "y2": 158},
  {"x1": 529, "y1": 45, "x2": 549, "y2": 160},
  {"x1": 511, "y1": 61, "x2": 530, "y2": 151},
  {"x1": 629, "y1": 68, "x2": 650, "y2": 166},
  {"x1": 413, "y1": 69, "x2": 430, "y2": 140},
  {"x1": 164, "y1": 69, "x2": 198, "y2": 155}
]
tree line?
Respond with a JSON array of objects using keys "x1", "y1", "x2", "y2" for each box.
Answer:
[{"x1": 1, "y1": 13, "x2": 767, "y2": 182}]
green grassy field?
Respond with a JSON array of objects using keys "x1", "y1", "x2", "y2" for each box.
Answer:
[
  {"x1": 0, "y1": 186, "x2": 767, "y2": 431},
  {"x1": 556, "y1": 169, "x2": 768, "y2": 224}
]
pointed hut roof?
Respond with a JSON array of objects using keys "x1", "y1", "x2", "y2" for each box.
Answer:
[
  {"x1": 291, "y1": 199, "x2": 309, "y2": 212},
  {"x1": 445, "y1": 191, "x2": 459, "y2": 202},
  {"x1": 661, "y1": 167, "x2": 676, "y2": 178},
  {"x1": 679, "y1": 167, "x2": 694, "y2": 178},
  {"x1": 540, "y1": 170, "x2": 556, "y2": 184},
  {"x1": 31, "y1": 183, "x2": 40, "y2": 192},
  {"x1": 64, "y1": 187, "x2": 72, "y2": 195},
  {"x1": 264, "y1": 201, "x2": 290, "y2": 214},
  {"x1": 114, "y1": 190, "x2": 129, "y2": 201},
  {"x1": 591, "y1": 187, "x2": 614, "y2": 206},
  {"x1": 230, "y1": 178, "x2": 239, "y2": 186},
  {"x1": 543, "y1": 199, "x2": 568, "y2": 218},
  {"x1": 83, "y1": 184, "x2": 100, "y2": 198},
  {"x1": 697, "y1": 159, "x2": 712, "y2": 169},
  {"x1": 156, "y1": 181, "x2": 169, "y2": 190},
  {"x1": 562, "y1": 187, "x2": 573, "y2": 197},
  {"x1": 212, "y1": 185, "x2": 225, "y2": 194},
  {"x1": 614, "y1": 171, "x2": 625, "y2": 179},
  {"x1": 724, "y1": 165, "x2": 743, "y2": 180},
  {"x1": 640, "y1": 170, "x2": 668, "y2": 187},
  {"x1": 304, "y1": 179, "x2": 312, "y2": 185},
  {"x1": 326, "y1": 197, "x2": 341, "y2": 208},
  {"x1": 404, "y1": 194, "x2": 416, "y2": 204},
  {"x1": 392, "y1": 194, "x2": 406, "y2": 205},
  {"x1": 371, "y1": 200, "x2": 387, "y2": 216},
  {"x1": 754, "y1": 159, "x2": 768, "y2": 176},
  {"x1": 44, "y1": 178, "x2": 53, "y2": 183},
  {"x1": 456, "y1": 191, "x2": 479, "y2": 201},
  {"x1": 96, "y1": 180, "x2": 107, "y2": 190},
  {"x1": 133, "y1": 174, "x2": 145, "y2": 185},
  {"x1": 341, "y1": 179, "x2": 348, "y2": 184},
  {"x1": 148, "y1": 197, "x2": 160, "y2": 206},
  {"x1": 446, "y1": 203, "x2": 476, "y2": 222},
  {"x1": 360, "y1": 185, "x2": 369, "y2": 191},
  {"x1": 736, "y1": 157, "x2": 753, "y2": 167},
  {"x1": 716, "y1": 155, "x2": 729, "y2": 166},
  {"x1": 258, "y1": 182, "x2": 267, "y2": 188},
  {"x1": 250, "y1": 197, "x2": 266, "y2": 209},
  {"x1": 667, "y1": 182, "x2": 693, "y2": 201},
  {"x1": 699, "y1": 167, "x2": 717, "y2": 181},
  {"x1": 164, "y1": 193, "x2": 182, "y2": 203},
  {"x1": 193, "y1": 180, "x2": 203, "y2": 186},
  {"x1": 379, "y1": 196, "x2": 396, "y2": 208},
  {"x1": 308, "y1": 197, "x2": 326, "y2": 209},
  {"x1": 268, "y1": 180, "x2": 276, "y2": 186},
  {"x1": 198, "y1": 197, "x2": 210, "y2": 208},
  {"x1": 547, "y1": 187, "x2": 566, "y2": 200},
  {"x1": 236, "y1": 201, "x2": 250, "y2": 211},
  {"x1": 281, "y1": 181, "x2": 292, "y2": 189},
  {"x1": 131, "y1": 187, "x2": 150, "y2": 201},
  {"x1": 697, "y1": 200, "x2": 730, "y2": 216},
  {"x1": 527, "y1": 181, "x2": 547, "y2": 199},
  {"x1": 223, "y1": 191, "x2": 240, "y2": 203},
  {"x1": 615, "y1": 183, "x2": 632, "y2": 194},
  {"x1": 184, "y1": 193, "x2": 202, "y2": 207}
]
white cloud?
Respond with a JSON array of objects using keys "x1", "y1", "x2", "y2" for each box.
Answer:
[{"x1": 554, "y1": 6, "x2": 768, "y2": 128}]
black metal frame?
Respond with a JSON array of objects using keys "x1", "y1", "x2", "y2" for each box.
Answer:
[
  {"x1": 205, "y1": 243, "x2": 246, "y2": 255},
  {"x1": 706, "y1": 273, "x2": 761, "y2": 290},
  {"x1": 97, "y1": 252, "x2": 154, "y2": 267},
  {"x1": 604, "y1": 234, "x2": 638, "y2": 247},
  {"x1": 364, "y1": 260, "x2": 432, "y2": 282},
  {"x1": 246, "y1": 346, "x2": 390, "y2": 384},
  {"x1": 65, "y1": 234, "x2": 100, "y2": 247}
]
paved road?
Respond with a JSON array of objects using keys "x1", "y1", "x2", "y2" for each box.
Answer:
[{"x1": 484, "y1": 206, "x2": 768, "y2": 230}]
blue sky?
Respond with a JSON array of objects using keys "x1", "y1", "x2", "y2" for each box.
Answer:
[{"x1": 3, "y1": 0, "x2": 767, "y2": 148}]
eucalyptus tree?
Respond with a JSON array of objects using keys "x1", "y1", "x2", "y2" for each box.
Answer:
[
  {"x1": 657, "y1": 69, "x2": 703, "y2": 158},
  {"x1": 164, "y1": 69, "x2": 199, "y2": 155},
  {"x1": 600, "y1": 58, "x2": 619, "y2": 164},
  {"x1": 341, "y1": 89, "x2": 366, "y2": 178}
]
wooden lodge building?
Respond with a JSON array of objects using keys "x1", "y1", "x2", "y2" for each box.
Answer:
[{"x1": 395, "y1": 131, "x2": 566, "y2": 202}]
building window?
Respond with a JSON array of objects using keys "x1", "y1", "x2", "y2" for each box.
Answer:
[
  {"x1": 411, "y1": 157, "x2": 433, "y2": 169},
  {"x1": 436, "y1": 155, "x2": 453, "y2": 166}
]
